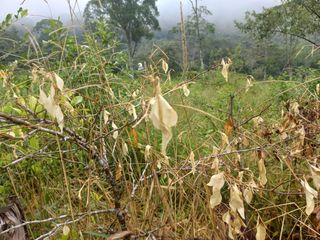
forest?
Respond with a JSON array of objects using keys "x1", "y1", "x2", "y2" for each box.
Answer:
[{"x1": 0, "y1": 0, "x2": 319, "y2": 239}]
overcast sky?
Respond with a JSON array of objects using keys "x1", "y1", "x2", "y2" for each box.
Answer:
[{"x1": 0, "y1": 0, "x2": 281, "y2": 29}]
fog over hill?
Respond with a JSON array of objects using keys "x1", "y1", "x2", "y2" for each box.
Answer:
[{"x1": 0, "y1": 0, "x2": 280, "y2": 32}]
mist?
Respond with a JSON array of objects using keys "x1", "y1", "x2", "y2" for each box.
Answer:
[{"x1": 0, "y1": 0, "x2": 281, "y2": 31}]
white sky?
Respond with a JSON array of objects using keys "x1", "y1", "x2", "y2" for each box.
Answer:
[{"x1": 0, "y1": 0, "x2": 281, "y2": 28}]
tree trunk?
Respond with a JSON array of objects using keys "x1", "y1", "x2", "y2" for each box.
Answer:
[
  {"x1": 126, "y1": 30, "x2": 134, "y2": 70},
  {"x1": 191, "y1": 0, "x2": 204, "y2": 69}
]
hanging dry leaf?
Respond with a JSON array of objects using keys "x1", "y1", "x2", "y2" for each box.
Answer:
[
  {"x1": 112, "y1": 122, "x2": 118, "y2": 139},
  {"x1": 316, "y1": 84, "x2": 320, "y2": 95},
  {"x1": 211, "y1": 157, "x2": 219, "y2": 170},
  {"x1": 103, "y1": 110, "x2": 110, "y2": 124},
  {"x1": 230, "y1": 185, "x2": 245, "y2": 219},
  {"x1": 207, "y1": 172, "x2": 225, "y2": 208},
  {"x1": 222, "y1": 211, "x2": 234, "y2": 240},
  {"x1": 310, "y1": 165, "x2": 320, "y2": 190},
  {"x1": 161, "y1": 59, "x2": 169, "y2": 74},
  {"x1": 182, "y1": 84, "x2": 190, "y2": 96},
  {"x1": 301, "y1": 177, "x2": 318, "y2": 215},
  {"x1": 221, "y1": 58, "x2": 232, "y2": 82},
  {"x1": 54, "y1": 73, "x2": 64, "y2": 91},
  {"x1": 258, "y1": 158, "x2": 267, "y2": 186},
  {"x1": 220, "y1": 132, "x2": 229, "y2": 148},
  {"x1": 256, "y1": 221, "x2": 266, "y2": 240},
  {"x1": 127, "y1": 103, "x2": 137, "y2": 120},
  {"x1": 245, "y1": 75, "x2": 254, "y2": 93},
  {"x1": 244, "y1": 188, "x2": 253, "y2": 204},
  {"x1": 122, "y1": 142, "x2": 129, "y2": 156},
  {"x1": 39, "y1": 86, "x2": 64, "y2": 132},
  {"x1": 145, "y1": 145, "x2": 151, "y2": 160},
  {"x1": 149, "y1": 84, "x2": 178, "y2": 155}
]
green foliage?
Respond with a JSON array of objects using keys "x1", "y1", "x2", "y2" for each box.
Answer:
[
  {"x1": 236, "y1": 0, "x2": 320, "y2": 46},
  {"x1": 84, "y1": 0, "x2": 160, "y2": 63}
]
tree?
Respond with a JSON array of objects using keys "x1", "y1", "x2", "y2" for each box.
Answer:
[
  {"x1": 171, "y1": 1, "x2": 214, "y2": 70},
  {"x1": 235, "y1": 0, "x2": 320, "y2": 47},
  {"x1": 188, "y1": 0, "x2": 215, "y2": 69},
  {"x1": 33, "y1": 19, "x2": 64, "y2": 43},
  {"x1": 84, "y1": 0, "x2": 160, "y2": 67}
]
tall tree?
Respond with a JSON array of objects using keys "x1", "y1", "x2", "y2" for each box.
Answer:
[
  {"x1": 235, "y1": 0, "x2": 320, "y2": 47},
  {"x1": 188, "y1": 0, "x2": 214, "y2": 69},
  {"x1": 171, "y1": 1, "x2": 214, "y2": 69},
  {"x1": 84, "y1": 0, "x2": 160, "y2": 67}
]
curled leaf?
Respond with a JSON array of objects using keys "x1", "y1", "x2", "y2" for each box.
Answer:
[
  {"x1": 207, "y1": 172, "x2": 225, "y2": 208},
  {"x1": 221, "y1": 58, "x2": 232, "y2": 82},
  {"x1": 182, "y1": 84, "x2": 190, "y2": 97},
  {"x1": 256, "y1": 221, "x2": 266, "y2": 240},
  {"x1": 258, "y1": 158, "x2": 267, "y2": 186},
  {"x1": 145, "y1": 145, "x2": 151, "y2": 160},
  {"x1": 161, "y1": 59, "x2": 169, "y2": 74},
  {"x1": 112, "y1": 122, "x2": 118, "y2": 139},
  {"x1": 149, "y1": 85, "x2": 178, "y2": 155},
  {"x1": 230, "y1": 184, "x2": 245, "y2": 219},
  {"x1": 54, "y1": 72, "x2": 64, "y2": 91},
  {"x1": 39, "y1": 86, "x2": 64, "y2": 132},
  {"x1": 103, "y1": 110, "x2": 110, "y2": 124},
  {"x1": 245, "y1": 75, "x2": 254, "y2": 93},
  {"x1": 127, "y1": 103, "x2": 137, "y2": 120},
  {"x1": 301, "y1": 177, "x2": 318, "y2": 216},
  {"x1": 122, "y1": 142, "x2": 128, "y2": 156}
]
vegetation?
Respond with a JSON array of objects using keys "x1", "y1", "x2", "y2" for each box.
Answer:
[{"x1": 0, "y1": 1, "x2": 320, "y2": 240}]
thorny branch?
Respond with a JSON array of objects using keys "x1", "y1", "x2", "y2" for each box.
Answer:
[{"x1": 0, "y1": 112, "x2": 128, "y2": 231}]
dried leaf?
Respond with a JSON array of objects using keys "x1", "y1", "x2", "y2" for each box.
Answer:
[
  {"x1": 39, "y1": 86, "x2": 64, "y2": 132},
  {"x1": 54, "y1": 72, "x2": 64, "y2": 91},
  {"x1": 290, "y1": 102, "x2": 299, "y2": 116},
  {"x1": 149, "y1": 86, "x2": 178, "y2": 155},
  {"x1": 317, "y1": 83, "x2": 320, "y2": 95},
  {"x1": 220, "y1": 132, "x2": 229, "y2": 148},
  {"x1": 221, "y1": 58, "x2": 232, "y2": 82},
  {"x1": 161, "y1": 59, "x2": 169, "y2": 74},
  {"x1": 245, "y1": 75, "x2": 254, "y2": 93},
  {"x1": 127, "y1": 103, "x2": 137, "y2": 120},
  {"x1": 244, "y1": 188, "x2": 253, "y2": 204},
  {"x1": 230, "y1": 184, "x2": 245, "y2": 219},
  {"x1": 256, "y1": 221, "x2": 266, "y2": 240},
  {"x1": 211, "y1": 157, "x2": 219, "y2": 170},
  {"x1": 112, "y1": 122, "x2": 118, "y2": 139},
  {"x1": 145, "y1": 145, "x2": 151, "y2": 160},
  {"x1": 122, "y1": 142, "x2": 128, "y2": 156},
  {"x1": 62, "y1": 225, "x2": 70, "y2": 236},
  {"x1": 106, "y1": 230, "x2": 132, "y2": 240},
  {"x1": 258, "y1": 158, "x2": 267, "y2": 186},
  {"x1": 207, "y1": 172, "x2": 225, "y2": 208},
  {"x1": 301, "y1": 177, "x2": 318, "y2": 215},
  {"x1": 224, "y1": 117, "x2": 233, "y2": 136},
  {"x1": 182, "y1": 84, "x2": 190, "y2": 96},
  {"x1": 222, "y1": 211, "x2": 234, "y2": 240},
  {"x1": 310, "y1": 165, "x2": 320, "y2": 190},
  {"x1": 103, "y1": 110, "x2": 110, "y2": 124}
]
